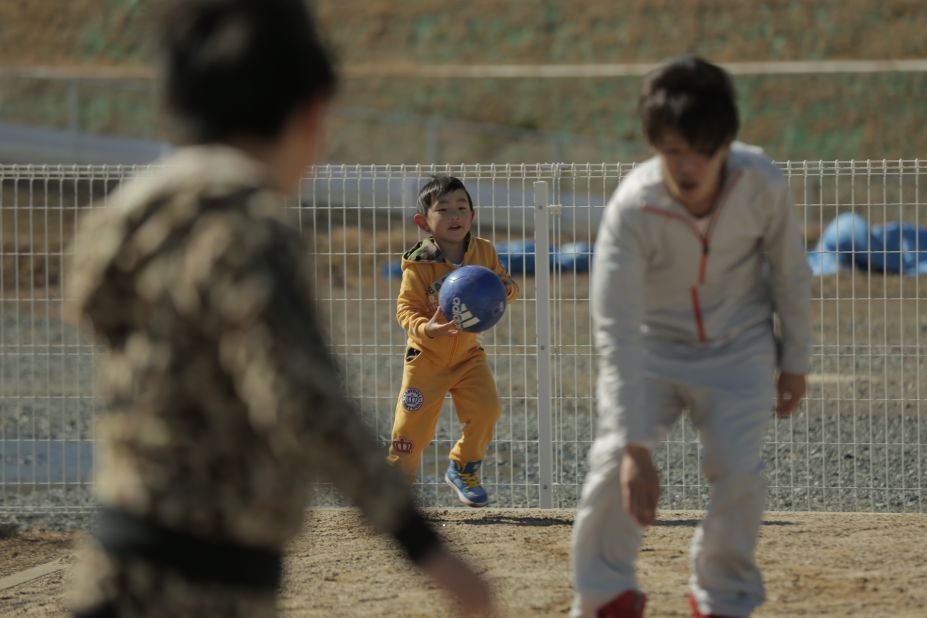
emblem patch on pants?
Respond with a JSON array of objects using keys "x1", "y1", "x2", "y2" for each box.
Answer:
[
  {"x1": 392, "y1": 437, "x2": 414, "y2": 454},
  {"x1": 402, "y1": 387, "x2": 424, "y2": 411}
]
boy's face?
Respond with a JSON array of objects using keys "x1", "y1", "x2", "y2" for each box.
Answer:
[
  {"x1": 653, "y1": 131, "x2": 731, "y2": 215},
  {"x1": 415, "y1": 188, "x2": 474, "y2": 243}
]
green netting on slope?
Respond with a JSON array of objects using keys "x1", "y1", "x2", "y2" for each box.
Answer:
[
  {"x1": 316, "y1": 0, "x2": 927, "y2": 64},
  {"x1": 1, "y1": 73, "x2": 924, "y2": 161},
  {"x1": 3, "y1": 0, "x2": 925, "y2": 161},
  {"x1": 2, "y1": 69, "x2": 924, "y2": 161},
  {"x1": 76, "y1": 0, "x2": 150, "y2": 64}
]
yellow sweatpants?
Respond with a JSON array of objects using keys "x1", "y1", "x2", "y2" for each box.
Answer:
[{"x1": 387, "y1": 346, "x2": 501, "y2": 481}]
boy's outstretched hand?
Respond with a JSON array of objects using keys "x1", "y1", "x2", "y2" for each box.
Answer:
[
  {"x1": 425, "y1": 307, "x2": 460, "y2": 338},
  {"x1": 621, "y1": 444, "x2": 660, "y2": 527},
  {"x1": 776, "y1": 371, "x2": 806, "y2": 418},
  {"x1": 419, "y1": 546, "x2": 497, "y2": 616}
]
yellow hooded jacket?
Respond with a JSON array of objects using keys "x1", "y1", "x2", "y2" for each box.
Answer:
[{"x1": 397, "y1": 234, "x2": 519, "y2": 367}]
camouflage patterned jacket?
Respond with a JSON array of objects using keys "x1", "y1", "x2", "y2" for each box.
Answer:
[{"x1": 69, "y1": 145, "x2": 436, "y2": 553}]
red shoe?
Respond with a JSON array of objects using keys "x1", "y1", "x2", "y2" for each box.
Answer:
[
  {"x1": 597, "y1": 590, "x2": 646, "y2": 618},
  {"x1": 688, "y1": 593, "x2": 738, "y2": 618}
]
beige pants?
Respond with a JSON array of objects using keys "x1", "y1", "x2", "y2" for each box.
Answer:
[{"x1": 571, "y1": 324, "x2": 777, "y2": 618}]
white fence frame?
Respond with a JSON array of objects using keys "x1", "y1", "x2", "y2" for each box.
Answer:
[{"x1": 0, "y1": 160, "x2": 924, "y2": 514}]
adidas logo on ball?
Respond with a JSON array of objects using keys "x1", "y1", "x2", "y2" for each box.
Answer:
[
  {"x1": 438, "y1": 265, "x2": 507, "y2": 333},
  {"x1": 451, "y1": 296, "x2": 481, "y2": 329}
]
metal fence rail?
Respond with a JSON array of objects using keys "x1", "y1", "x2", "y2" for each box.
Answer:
[{"x1": 1, "y1": 160, "x2": 924, "y2": 514}]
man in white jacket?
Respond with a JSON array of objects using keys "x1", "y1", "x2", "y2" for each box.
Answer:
[{"x1": 571, "y1": 56, "x2": 811, "y2": 618}]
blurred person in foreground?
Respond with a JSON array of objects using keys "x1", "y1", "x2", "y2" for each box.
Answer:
[
  {"x1": 570, "y1": 56, "x2": 811, "y2": 618},
  {"x1": 65, "y1": 1, "x2": 494, "y2": 616}
]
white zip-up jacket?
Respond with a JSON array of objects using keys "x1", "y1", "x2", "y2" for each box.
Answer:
[{"x1": 593, "y1": 143, "x2": 812, "y2": 448}]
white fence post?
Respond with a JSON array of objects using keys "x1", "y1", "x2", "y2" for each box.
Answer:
[{"x1": 533, "y1": 180, "x2": 554, "y2": 508}]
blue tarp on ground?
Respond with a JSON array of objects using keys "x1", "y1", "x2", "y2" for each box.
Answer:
[
  {"x1": 808, "y1": 213, "x2": 927, "y2": 276},
  {"x1": 556, "y1": 242, "x2": 594, "y2": 273},
  {"x1": 382, "y1": 214, "x2": 927, "y2": 278},
  {"x1": 495, "y1": 241, "x2": 545, "y2": 276}
]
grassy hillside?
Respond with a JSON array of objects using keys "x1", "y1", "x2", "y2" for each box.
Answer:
[{"x1": 1, "y1": 0, "x2": 925, "y2": 161}]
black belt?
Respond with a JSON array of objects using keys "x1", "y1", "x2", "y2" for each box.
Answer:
[
  {"x1": 91, "y1": 506, "x2": 283, "y2": 591},
  {"x1": 72, "y1": 603, "x2": 118, "y2": 618}
]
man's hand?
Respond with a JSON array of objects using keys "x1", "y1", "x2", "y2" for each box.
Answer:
[
  {"x1": 418, "y1": 546, "x2": 496, "y2": 616},
  {"x1": 424, "y1": 307, "x2": 460, "y2": 338},
  {"x1": 620, "y1": 444, "x2": 660, "y2": 527},
  {"x1": 776, "y1": 371, "x2": 806, "y2": 418}
]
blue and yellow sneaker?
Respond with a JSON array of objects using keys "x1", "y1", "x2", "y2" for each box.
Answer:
[{"x1": 445, "y1": 460, "x2": 489, "y2": 507}]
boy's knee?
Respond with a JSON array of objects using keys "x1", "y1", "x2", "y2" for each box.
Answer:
[
  {"x1": 387, "y1": 436, "x2": 420, "y2": 476},
  {"x1": 707, "y1": 465, "x2": 767, "y2": 502},
  {"x1": 702, "y1": 446, "x2": 763, "y2": 482},
  {"x1": 463, "y1": 397, "x2": 500, "y2": 425}
]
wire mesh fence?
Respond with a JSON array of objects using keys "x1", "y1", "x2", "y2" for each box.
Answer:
[{"x1": 0, "y1": 160, "x2": 924, "y2": 514}]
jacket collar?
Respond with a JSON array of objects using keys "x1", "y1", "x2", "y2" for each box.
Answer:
[
  {"x1": 642, "y1": 157, "x2": 739, "y2": 216},
  {"x1": 403, "y1": 233, "x2": 472, "y2": 263}
]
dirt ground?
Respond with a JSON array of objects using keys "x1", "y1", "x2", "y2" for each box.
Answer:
[{"x1": 1, "y1": 508, "x2": 926, "y2": 617}]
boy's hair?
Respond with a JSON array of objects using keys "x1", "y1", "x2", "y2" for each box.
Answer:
[
  {"x1": 639, "y1": 55, "x2": 739, "y2": 155},
  {"x1": 158, "y1": 0, "x2": 337, "y2": 143},
  {"x1": 417, "y1": 175, "x2": 474, "y2": 214}
]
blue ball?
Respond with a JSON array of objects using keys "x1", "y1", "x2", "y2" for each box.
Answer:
[{"x1": 438, "y1": 265, "x2": 507, "y2": 333}]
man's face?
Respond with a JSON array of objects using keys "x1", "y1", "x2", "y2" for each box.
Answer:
[
  {"x1": 653, "y1": 131, "x2": 731, "y2": 215},
  {"x1": 278, "y1": 98, "x2": 328, "y2": 194}
]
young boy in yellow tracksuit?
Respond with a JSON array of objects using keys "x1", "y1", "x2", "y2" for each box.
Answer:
[{"x1": 387, "y1": 175, "x2": 518, "y2": 507}]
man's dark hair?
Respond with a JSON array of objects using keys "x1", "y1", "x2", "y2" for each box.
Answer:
[
  {"x1": 639, "y1": 55, "x2": 739, "y2": 155},
  {"x1": 417, "y1": 175, "x2": 474, "y2": 214},
  {"x1": 158, "y1": 0, "x2": 337, "y2": 143}
]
